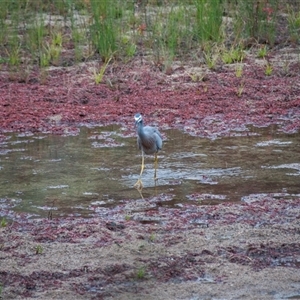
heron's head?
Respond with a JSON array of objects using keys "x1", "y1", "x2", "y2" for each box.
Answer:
[{"x1": 134, "y1": 113, "x2": 143, "y2": 126}]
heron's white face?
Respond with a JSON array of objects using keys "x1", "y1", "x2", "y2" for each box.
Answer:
[{"x1": 134, "y1": 113, "x2": 143, "y2": 125}]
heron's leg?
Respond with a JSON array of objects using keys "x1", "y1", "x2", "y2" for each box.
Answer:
[
  {"x1": 139, "y1": 152, "x2": 145, "y2": 177},
  {"x1": 154, "y1": 152, "x2": 158, "y2": 181},
  {"x1": 134, "y1": 152, "x2": 144, "y2": 189}
]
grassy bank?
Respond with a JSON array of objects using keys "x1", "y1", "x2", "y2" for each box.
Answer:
[{"x1": 0, "y1": 0, "x2": 299, "y2": 78}]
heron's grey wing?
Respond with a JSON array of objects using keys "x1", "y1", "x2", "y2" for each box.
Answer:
[
  {"x1": 153, "y1": 128, "x2": 163, "y2": 150},
  {"x1": 137, "y1": 136, "x2": 142, "y2": 150}
]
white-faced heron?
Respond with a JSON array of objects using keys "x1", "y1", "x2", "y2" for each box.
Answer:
[{"x1": 134, "y1": 113, "x2": 163, "y2": 189}]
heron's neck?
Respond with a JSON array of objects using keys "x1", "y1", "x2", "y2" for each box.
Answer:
[{"x1": 137, "y1": 122, "x2": 145, "y2": 137}]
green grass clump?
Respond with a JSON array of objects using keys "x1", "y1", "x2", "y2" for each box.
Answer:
[
  {"x1": 124, "y1": 214, "x2": 131, "y2": 221},
  {"x1": 203, "y1": 52, "x2": 218, "y2": 69},
  {"x1": 35, "y1": 244, "x2": 43, "y2": 255},
  {"x1": 135, "y1": 266, "x2": 146, "y2": 279},
  {"x1": 235, "y1": 64, "x2": 243, "y2": 78},
  {"x1": 120, "y1": 35, "x2": 136, "y2": 61},
  {"x1": 0, "y1": 218, "x2": 7, "y2": 227},
  {"x1": 265, "y1": 61, "x2": 273, "y2": 76},
  {"x1": 93, "y1": 56, "x2": 112, "y2": 84},
  {"x1": 149, "y1": 233, "x2": 156, "y2": 242},
  {"x1": 257, "y1": 45, "x2": 268, "y2": 58},
  {"x1": 7, "y1": 46, "x2": 21, "y2": 67},
  {"x1": 221, "y1": 47, "x2": 245, "y2": 64}
]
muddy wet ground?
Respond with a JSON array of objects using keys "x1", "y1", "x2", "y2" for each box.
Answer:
[
  {"x1": 1, "y1": 196, "x2": 300, "y2": 299},
  {"x1": 0, "y1": 45, "x2": 300, "y2": 299}
]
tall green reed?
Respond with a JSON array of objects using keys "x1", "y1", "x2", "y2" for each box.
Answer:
[
  {"x1": 193, "y1": 0, "x2": 223, "y2": 43},
  {"x1": 89, "y1": 0, "x2": 119, "y2": 61},
  {"x1": 233, "y1": 0, "x2": 278, "y2": 46}
]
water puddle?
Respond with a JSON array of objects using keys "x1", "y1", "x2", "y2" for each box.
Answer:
[{"x1": 0, "y1": 125, "x2": 299, "y2": 218}]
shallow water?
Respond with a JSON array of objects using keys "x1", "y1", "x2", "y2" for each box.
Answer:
[{"x1": 0, "y1": 125, "x2": 299, "y2": 218}]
